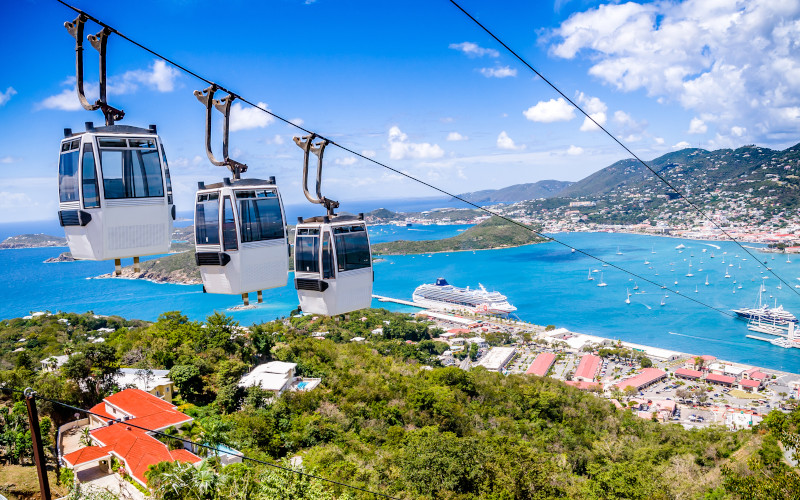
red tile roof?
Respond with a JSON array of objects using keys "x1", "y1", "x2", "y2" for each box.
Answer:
[
  {"x1": 67, "y1": 389, "x2": 200, "y2": 486},
  {"x1": 700, "y1": 355, "x2": 717, "y2": 361},
  {"x1": 747, "y1": 370, "x2": 768, "y2": 381},
  {"x1": 739, "y1": 379, "x2": 761, "y2": 388},
  {"x1": 565, "y1": 380, "x2": 601, "y2": 390},
  {"x1": 63, "y1": 445, "x2": 112, "y2": 467},
  {"x1": 615, "y1": 368, "x2": 667, "y2": 390},
  {"x1": 705, "y1": 373, "x2": 736, "y2": 384},
  {"x1": 675, "y1": 368, "x2": 703, "y2": 379},
  {"x1": 526, "y1": 352, "x2": 556, "y2": 377},
  {"x1": 574, "y1": 354, "x2": 601, "y2": 381},
  {"x1": 89, "y1": 402, "x2": 115, "y2": 421}
]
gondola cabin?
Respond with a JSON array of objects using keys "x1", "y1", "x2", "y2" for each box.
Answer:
[
  {"x1": 57, "y1": 123, "x2": 175, "y2": 262},
  {"x1": 195, "y1": 178, "x2": 289, "y2": 301},
  {"x1": 294, "y1": 214, "x2": 373, "y2": 316}
]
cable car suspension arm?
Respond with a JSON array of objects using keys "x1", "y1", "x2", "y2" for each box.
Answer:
[
  {"x1": 294, "y1": 134, "x2": 339, "y2": 216},
  {"x1": 194, "y1": 85, "x2": 248, "y2": 180},
  {"x1": 64, "y1": 15, "x2": 124, "y2": 125}
]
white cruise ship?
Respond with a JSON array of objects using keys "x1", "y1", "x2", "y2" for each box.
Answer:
[{"x1": 412, "y1": 278, "x2": 517, "y2": 315}]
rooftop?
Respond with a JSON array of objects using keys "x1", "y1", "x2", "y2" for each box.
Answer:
[
  {"x1": 615, "y1": 368, "x2": 667, "y2": 390},
  {"x1": 574, "y1": 354, "x2": 601, "y2": 380},
  {"x1": 526, "y1": 352, "x2": 556, "y2": 377}
]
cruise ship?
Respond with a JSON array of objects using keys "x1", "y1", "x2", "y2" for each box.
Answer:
[{"x1": 412, "y1": 278, "x2": 517, "y2": 315}]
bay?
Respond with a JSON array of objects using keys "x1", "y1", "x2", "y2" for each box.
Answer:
[{"x1": 3, "y1": 223, "x2": 800, "y2": 372}]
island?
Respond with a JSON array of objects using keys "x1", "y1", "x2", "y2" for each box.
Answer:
[
  {"x1": 372, "y1": 216, "x2": 546, "y2": 255},
  {"x1": 0, "y1": 233, "x2": 66, "y2": 249},
  {"x1": 98, "y1": 250, "x2": 202, "y2": 285}
]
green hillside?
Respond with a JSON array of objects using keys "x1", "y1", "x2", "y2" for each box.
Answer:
[
  {"x1": 455, "y1": 179, "x2": 574, "y2": 203},
  {"x1": 372, "y1": 216, "x2": 545, "y2": 254}
]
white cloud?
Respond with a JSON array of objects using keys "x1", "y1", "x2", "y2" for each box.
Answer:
[
  {"x1": 580, "y1": 112, "x2": 607, "y2": 132},
  {"x1": 0, "y1": 87, "x2": 16, "y2": 106},
  {"x1": 268, "y1": 134, "x2": 285, "y2": 145},
  {"x1": 361, "y1": 150, "x2": 376, "y2": 158},
  {"x1": 523, "y1": 97, "x2": 575, "y2": 122},
  {"x1": 334, "y1": 156, "x2": 357, "y2": 166},
  {"x1": 387, "y1": 126, "x2": 444, "y2": 160},
  {"x1": 289, "y1": 118, "x2": 304, "y2": 126},
  {"x1": 479, "y1": 66, "x2": 517, "y2": 78},
  {"x1": 688, "y1": 117, "x2": 707, "y2": 134},
  {"x1": 38, "y1": 87, "x2": 82, "y2": 111},
  {"x1": 497, "y1": 131, "x2": 525, "y2": 150},
  {"x1": 38, "y1": 60, "x2": 179, "y2": 111},
  {"x1": 654, "y1": 137, "x2": 665, "y2": 145},
  {"x1": 566, "y1": 145, "x2": 584, "y2": 155},
  {"x1": 673, "y1": 141, "x2": 691, "y2": 149},
  {"x1": 731, "y1": 126, "x2": 746, "y2": 137},
  {"x1": 549, "y1": 0, "x2": 800, "y2": 145},
  {"x1": 449, "y1": 42, "x2": 499, "y2": 58},
  {"x1": 447, "y1": 132, "x2": 468, "y2": 141},
  {"x1": 0, "y1": 156, "x2": 20, "y2": 164},
  {"x1": 229, "y1": 101, "x2": 274, "y2": 132},
  {"x1": 0, "y1": 192, "x2": 32, "y2": 209}
]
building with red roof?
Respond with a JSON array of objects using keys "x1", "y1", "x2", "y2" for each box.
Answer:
[
  {"x1": 63, "y1": 389, "x2": 200, "y2": 488},
  {"x1": 674, "y1": 368, "x2": 703, "y2": 380},
  {"x1": 686, "y1": 355, "x2": 716, "y2": 370},
  {"x1": 615, "y1": 368, "x2": 667, "y2": 391},
  {"x1": 526, "y1": 352, "x2": 556, "y2": 377},
  {"x1": 705, "y1": 373, "x2": 736, "y2": 386},
  {"x1": 574, "y1": 354, "x2": 601, "y2": 382},
  {"x1": 743, "y1": 367, "x2": 768, "y2": 381},
  {"x1": 738, "y1": 378, "x2": 762, "y2": 393},
  {"x1": 565, "y1": 380, "x2": 601, "y2": 391}
]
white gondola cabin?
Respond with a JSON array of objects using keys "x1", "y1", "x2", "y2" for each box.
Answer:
[
  {"x1": 195, "y1": 177, "x2": 289, "y2": 302},
  {"x1": 57, "y1": 123, "x2": 175, "y2": 263},
  {"x1": 294, "y1": 214, "x2": 373, "y2": 316}
]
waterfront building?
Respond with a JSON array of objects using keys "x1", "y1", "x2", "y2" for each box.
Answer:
[
  {"x1": 738, "y1": 379, "x2": 762, "y2": 393},
  {"x1": 615, "y1": 368, "x2": 667, "y2": 391},
  {"x1": 525, "y1": 352, "x2": 556, "y2": 377},
  {"x1": 705, "y1": 373, "x2": 736, "y2": 387},
  {"x1": 574, "y1": 354, "x2": 601, "y2": 382},
  {"x1": 686, "y1": 355, "x2": 717, "y2": 370},
  {"x1": 674, "y1": 368, "x2": 703, "y2": 381}
]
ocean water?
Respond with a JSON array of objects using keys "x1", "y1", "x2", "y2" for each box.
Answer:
[{"x1": 3, "y1": 221, "x2": 800, "y2": 372}]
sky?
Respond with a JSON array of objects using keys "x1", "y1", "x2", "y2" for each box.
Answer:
[{"x1": 1, "y1": 0, "x2": 799, "y2": 222}]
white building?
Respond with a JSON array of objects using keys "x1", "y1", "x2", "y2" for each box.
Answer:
[
  {"x1": 477, "y1": 347, "x2": 516, "y2": 372},
  {"x1": 238, "y1": 361, "x2": 297, "y2": 396},
  {"x1": 116, "y1": 368, "x2": 175, "y2": 402}
]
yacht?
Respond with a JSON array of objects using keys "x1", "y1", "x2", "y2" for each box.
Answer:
[{"x1": 413, "y1": 278, "x2": 517, "y2": 315}]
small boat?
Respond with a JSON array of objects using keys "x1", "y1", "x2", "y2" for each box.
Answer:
[
  {"x1": 644, "y1": 260, "x2": 650, "y2": 265},
  {"x1": 724, "y1": 270, "x2": 731, "y2": 278},
  {"x1": 675, "y1": 244, "x2": 686, "y2": 249},
  {"x1": 705, "y1": 275, "x2": 709, "y2": 286},
  {"x1": 660, "y1": 294, "x2": 667, "y2": 306},
  {"x1": 597, "y1": 273, "x2": 608, "y2": 287},
  {"x1": 710, "y1": 252, "x2": 715, "y2": 258},
  {"x1": 633, "y1": 282, "x2": 639, "y2": 290},
  {"x1": 571, "y1": 248, "x2": 576, "y2": 253},
  {"x1": 625, "y1": 289, "x2": 631, "y2": 304},
  {"x1": 587, "y1": 269, "x2": 594, "y2": 281},
  {"x1": 616, "y1": 246, "x2": 622, "y2": 255},
  {"x1": 738, "y1": 284, "x2": 743, "y2": 289},
  {"x1": 674, "y1": 279, "x2": 678, "y2": 285},
  {"x1": 787, "y1": 256, "x2": 791, "y2": 263}
]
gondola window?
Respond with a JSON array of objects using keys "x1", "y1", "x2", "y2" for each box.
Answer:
[{"x1": 333, "y1": 225, "x2": 370, "y2": 272}]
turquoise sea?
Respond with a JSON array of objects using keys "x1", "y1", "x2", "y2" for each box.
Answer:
[{"x1": 4, "y1": 219, "x2": 800, "y2": 372}]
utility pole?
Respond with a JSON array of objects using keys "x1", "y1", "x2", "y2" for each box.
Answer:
[{"x1": 24, "y1": 389, "x2": 51, "y2": 500}]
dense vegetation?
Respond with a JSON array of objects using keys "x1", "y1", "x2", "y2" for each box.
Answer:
[
  {"x1": 372, "y1": 216, "x2": 547, "y2": 255},
  {"x1": 455, "y1": 180, "x2": 574, "y2": 204},
  {"x1": 1, "y1": 309, "x2": 799, "y2": 499}
]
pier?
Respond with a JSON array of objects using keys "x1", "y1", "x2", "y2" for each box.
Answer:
[{"x1": 372, "y1": 295, "x2": 425, "y2": 308}]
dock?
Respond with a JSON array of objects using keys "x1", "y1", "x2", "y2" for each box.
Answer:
[
  {"x1": 746, "y1": 334, "x2": 800, "y2": 348},
  {"x1": 372, "y1": 295, "x2": 425, "y2": 308}
]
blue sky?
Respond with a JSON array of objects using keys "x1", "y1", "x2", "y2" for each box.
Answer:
[{"x1": 2, "y1": 0, "x2": 799, "y2": 222}]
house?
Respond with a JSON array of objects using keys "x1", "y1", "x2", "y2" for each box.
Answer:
[
  {"x1": 62, "y1": 389, "x2": 200, "y2": 488},
  {"x1": 238, "y1": 361, "x2": 297, "y2": 397},
  {"x1": 686, "y1": 355, "x2": 716, "y2": 370},
  {"x1": 705, "y1": 373, "x2": 736, "y2": 387},
  {"x1": 738, "y1": 378, "x2": 762, "y2": 393},
  {"x1": 467, "y1": 337, "x2": 488, "y2": 349},
  {"x1": 116, "y1": 368, "x2": 175, "y2": 403},
  {"x1": 40, "y1": 354, "x2": 70, "y2": 372},
  {"x1": 742, "y1": 367, "x2": 768, "y2": 382}
]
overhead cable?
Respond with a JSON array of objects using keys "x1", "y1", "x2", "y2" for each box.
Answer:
[
  {"x1": 446, "y1": 0, "x2": 800, "y2": 297},
  {"x1": 54, "y1": 0, "x2": 737, "y2": 318}
]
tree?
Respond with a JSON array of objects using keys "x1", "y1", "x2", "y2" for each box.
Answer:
[{"x1": 169, "y1": 364, "x2": 204, "y2": 404}]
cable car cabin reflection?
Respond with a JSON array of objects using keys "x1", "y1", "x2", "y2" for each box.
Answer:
[
  {"x1": 195, "y1": 178, "x2": 289, "y2": 299},
  {"x1": 294, "y1": 215, "x2": 373, "y2": 316},
  {"x1": 57, "y1": 123, "x2": 175, "y2": 261}
]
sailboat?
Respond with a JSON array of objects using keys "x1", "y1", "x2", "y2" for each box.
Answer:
[
  {"x1": 633, "y1": 282, "x2": 639, "y2": 290},
  {"x1": 660, "y1": 294, "x2": 667, "y2": 306},
  {"x1": 686, "y1": 260, "x2": 694, "y2": 277},
  {"x1": 732, "y1": 284, "x2": 736, "y2": 294},
  {"x1": 651, "y1": 245, "x2": 656, "y2": 254},
  {"x1": 644, "y1": 260, "x2": 650, "y2": 265},
  {"x1": 705, "y1": 275, "x2": 710, "y2": 286},
  {"x1": 733, "y1": 275, "x2": 737, "y2": 284},
  {"x1": 597, "y1": 273, "x2": 608, "y2": 287},
  {"x1": 695, "y1": 285, "x2": 699, "y2": 293},
  {"x1": 625, "y1": 289, "x2": 631, "y2": 304},
  {"x1": 722, "y1": 256, "x2": 726, "y2": 264},
  {"x1": 724, "y1": 269, "x2": 731, "y2": 278},
  {"x1": 587, "y1": 269, "x2": 594, "y2": 281},
  {"x1": 616, "y1": 246, "x2": 623, "y2": 255},
  {"x1": 787, "y1": 255, "x2": 791, "y2": 263}
]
